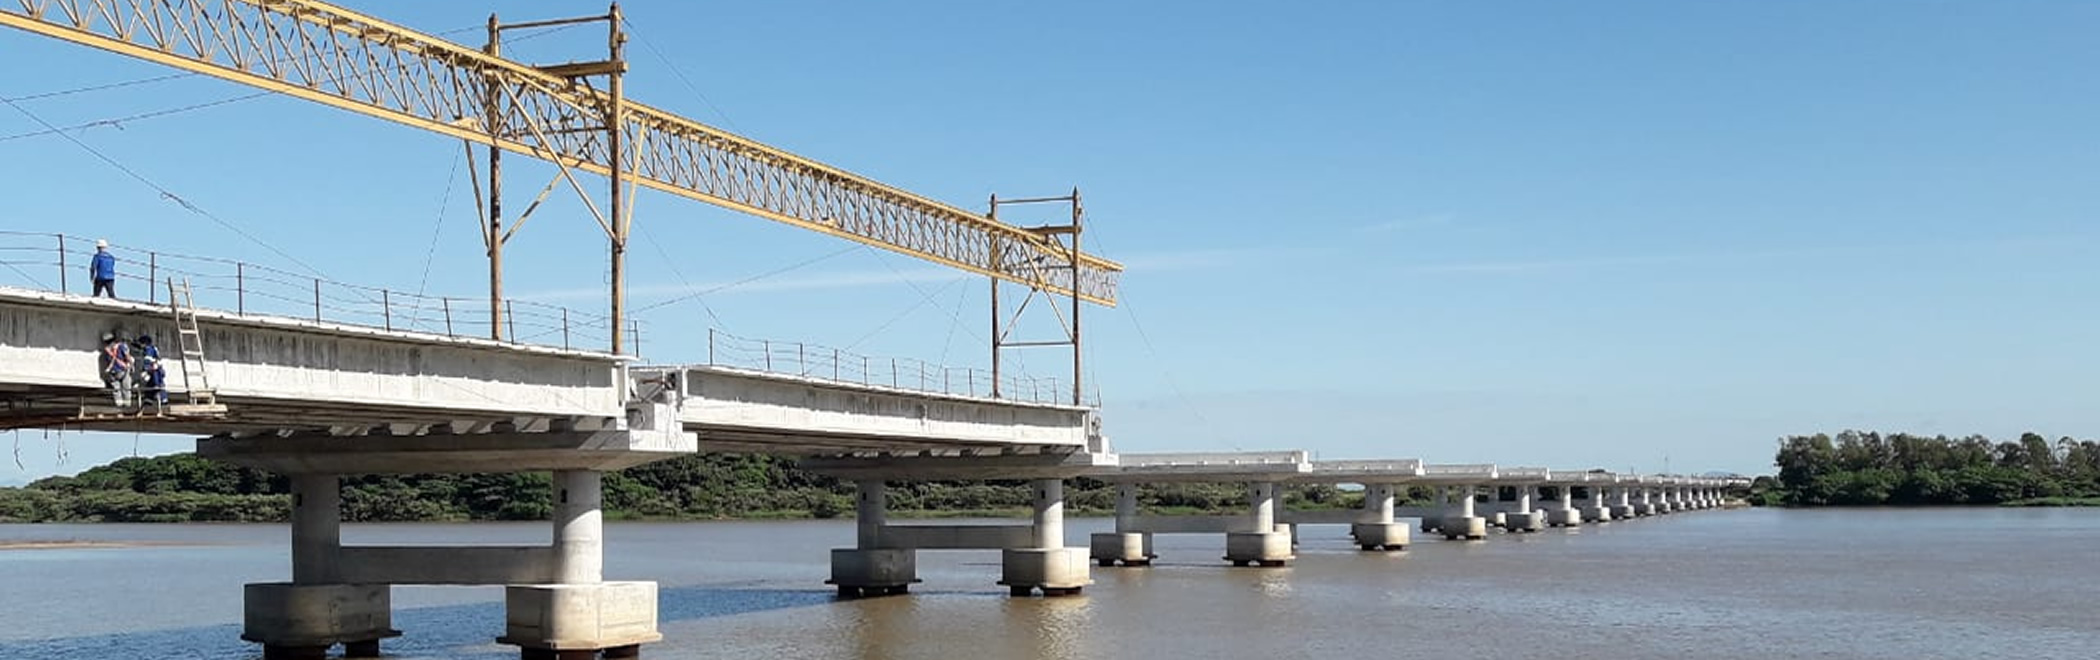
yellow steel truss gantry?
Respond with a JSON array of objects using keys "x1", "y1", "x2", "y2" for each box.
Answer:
[{"x1": 0, "y1": 0, "x2": 1125, "y2": 317}]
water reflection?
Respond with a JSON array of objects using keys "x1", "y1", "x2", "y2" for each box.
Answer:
[{"x1": 4, "y1": 511, "x2": 2100, "y2": 659}]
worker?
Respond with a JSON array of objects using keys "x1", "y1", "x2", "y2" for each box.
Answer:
[
  {"x1": 136, "y1": 334, "x2": 167, "y2": 408},
  {"x1": 98, "y1": 331, "x2": 132, "y2": 406},
  {"x1": 89, "y1": 239, "x2": 117, "y2": 299}
]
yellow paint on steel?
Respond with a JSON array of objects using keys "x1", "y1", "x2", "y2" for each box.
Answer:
[{"x1": 0, "y1": 0, "x2": 1122, "y2": 305}]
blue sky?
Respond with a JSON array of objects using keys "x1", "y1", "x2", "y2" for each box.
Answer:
[{"x1": 2, "y1": 0, "x2": 2096, "y2": 483}]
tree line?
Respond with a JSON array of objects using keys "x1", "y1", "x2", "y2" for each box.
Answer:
[
  {"x1": 0, "y1": 452, "x2": 1384, "y2": 523},
  {"x1": 1769, "y1": 430, "x2": 2100, "y2": 506}
]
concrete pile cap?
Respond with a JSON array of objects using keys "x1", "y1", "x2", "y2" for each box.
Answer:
[
  {"x1": 1292, "y1": 458, "x2": 1425, "y2": 483},
  {"x1": 1097, "y1": 450, "x2": 1311, "y2": 482}
]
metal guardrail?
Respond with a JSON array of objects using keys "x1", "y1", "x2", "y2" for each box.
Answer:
[
  {"x1": 0, "y1": 231, "x2": 1077, "y2": 404},
  {"x1": 0, "y1": 230, "x2": 634, "y2": 353},
  {"x1": 700, "y1": 329, "x2": 1084, "y2": 406}
]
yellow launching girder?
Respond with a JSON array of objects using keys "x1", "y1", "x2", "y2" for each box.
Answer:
[{"x1": 0, "y1": 0, "x2": 1122, "y2": 306}]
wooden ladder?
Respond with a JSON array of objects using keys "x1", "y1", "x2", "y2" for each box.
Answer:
[{"x1": 165, "y1": 277, "x2": 216, "y2": 406}]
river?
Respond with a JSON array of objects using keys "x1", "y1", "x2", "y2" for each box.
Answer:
[{"x1": 1, "y1": 507, "x2": 2094, "y2": 659}]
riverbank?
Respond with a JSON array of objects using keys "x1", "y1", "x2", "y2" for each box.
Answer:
[{"x1": 2002, "y1": 496, "x2": 2100, "y2": 507}]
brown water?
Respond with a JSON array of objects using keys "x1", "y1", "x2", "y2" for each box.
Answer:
[{"x1": 1, "y1": 508, "x2": 2095, "y2": 659}]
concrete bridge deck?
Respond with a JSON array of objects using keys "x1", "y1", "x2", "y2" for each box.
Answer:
[
  {"x1": 2, "y1": 287, "x2": 1105, "y2": 462},
  {"x1": 0, "y1": 286, "x2": 627, "y2": 434}
]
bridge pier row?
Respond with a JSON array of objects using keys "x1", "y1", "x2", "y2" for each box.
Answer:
[
  {"x1": 1090, "y1": 483, "x2": 1155, "y2": 566},
  {"x1": 1441, "y1": 485, "x2": 1486, "y2": 541},
  {"x1": 1549, "y1": 486, "x2": 1582, "y2": 527},
  {"x1": 998, "y1": 479, "x2": 1094, "y2": 596},
  {"x1": 1504, "y1": 486, "x2": 1544, "y2": 533},
  {"x1": 1349, "y1": 484, "x2": 1410, "y2": 550},
  {"x1": 1224, "y1": 482, "x2": 1294, "y2": 566}
]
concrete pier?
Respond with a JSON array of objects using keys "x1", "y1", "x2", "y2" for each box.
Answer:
[
  {"x1": 1225, "y1": 482, "x2": 1295, "y2": 566},
  {"x1": 1350, "y1": 484, "x2": 1410, "y2": 550},
  {"x1": 829, "y1": 480, "x2": 919, "y2": 597},
  {"x1": 1421, "y1": 486, "x2": 1447, "y2": 534},
  {"x1": 244, "y1": 474, "x2": 396, "y2": 660},
  {"x1": 239, "y1": 468, "x2": 660, "y2": 660},
  {"x1": 1549, "y1": 485, "x2": 1582, "y2": 527},
  {"x1": 1610, "y1": 485, "x2": 1637, "y2": 520},
  {"x1": 1582, "y1": 484, "x2": 1613, "y2": 523},
  {"x1": 1090, "y1": 483, "x2": 1155, "y2": 566},
  {"x1": 1503, "y1": 485, "x2": 1544, "y2": 532},
  {"x1": 999, "y1": 479, "x2": 1092, "y2": 596},
  {"x1": 499, "y1": 470, "x2": 659, "y2": 660},
  {"x1": 1441, "y1": 485, "x2": 1486, "y2": 541}
]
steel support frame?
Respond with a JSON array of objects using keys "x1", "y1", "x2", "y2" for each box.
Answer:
[{"x1": 987, "y1": 190, "x2": 1085, "y2": 405}]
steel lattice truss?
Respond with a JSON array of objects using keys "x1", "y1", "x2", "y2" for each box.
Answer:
[{"x1": 0, "y1": 0, "x2": 1122, "y2": 305}]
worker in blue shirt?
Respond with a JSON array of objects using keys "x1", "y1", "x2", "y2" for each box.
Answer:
[
  {"x1": 89, "y1": 239, "x2": 117, "y2": 298},
  {"x1": 136, "y1": 334, "x2": 167, "y2": 408}
]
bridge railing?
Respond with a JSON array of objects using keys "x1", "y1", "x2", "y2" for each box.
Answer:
[
  {"x1": 701, "y1": 329, "x2": 1082, "y2": 406},
  {"x1": 0, "y1": 231, "x2": 635, "y2": 353}
]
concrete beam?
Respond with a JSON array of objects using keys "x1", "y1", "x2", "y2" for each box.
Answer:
[
  {"x1": 1121, "y1": 515, "x2": 1262, "y2": 534},
  {"x1": 667, "y1": 365, "x2": 1100, "y2": 455},
  {"x1": 199, "y1": 425, "x2": 693, "y2": 474},
  {"x1": 1277, "y1": 509, "x2": 1364, "y2": 525},
  {"x1": 876, "y1": 524, "x2": 1035, "y2": 550},
  {"x1": 335, "y1": 546, "x2": 557, "y2": 585},
  {"x1": 796, "y1": 447, "x2": 1114, "y2": 480}
]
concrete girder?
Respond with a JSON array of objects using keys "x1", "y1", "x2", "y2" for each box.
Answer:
[
  {"x1": 795, "y1": 447, "x2": 1116, "y2": 481},
  {"x1": 1091, "y1": 450, "x2": 1311, "y2": 483}
]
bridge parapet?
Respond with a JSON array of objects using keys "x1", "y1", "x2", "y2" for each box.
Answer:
[
  {"x1": 1419, "y1": 463, "x2": 1497, "y2": 482},
  {"x1": 1547, "y1": 470, "x2": 1606, "y2": 483},
  {"x1": 1298, "y1": 458, "x2": 1425, "y2": 483},
  {"x1": 1493, "y1": 467, "x2": 1552, "y2": 482},
  {"x1": 1092, "y1": 450, "x2": 1310, "y2": 483},
  {"x1": 699, "y1": 329, "x2": 1078, "y2": 406}
]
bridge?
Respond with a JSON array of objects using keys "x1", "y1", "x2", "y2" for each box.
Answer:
[
  {"x1": 0, "y1": 1, "x2": 1747, "y2": 659},
  {"x1": 0, "y1": 277, "x2": 1747, "y2": 657}
]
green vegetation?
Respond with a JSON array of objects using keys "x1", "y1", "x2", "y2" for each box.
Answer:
[
  {"x1": 0, "y1": 452, "x2": 1380, "y2": 523},
  {"x1": 1771, "y1": 431, "x2": 2100, "y2": 506}
]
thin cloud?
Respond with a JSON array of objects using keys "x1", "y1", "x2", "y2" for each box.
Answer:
[
  {"x1": 512, "y1": 245, "x2": 1298, "y2": 302},
  {"x1": 516, "y1": 267, "x2": 967, "y2": 303},
  {"x1": 1402, "y1": 234, "x2": 2087, "y2": 275},
  {"x1": 1358, "y1": 213, "x2": 1455, "y2": 234}
]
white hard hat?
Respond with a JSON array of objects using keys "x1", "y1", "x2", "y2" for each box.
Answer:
[{"x1": 95, "y1": 239, "x2": 108, "y2": 248}]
